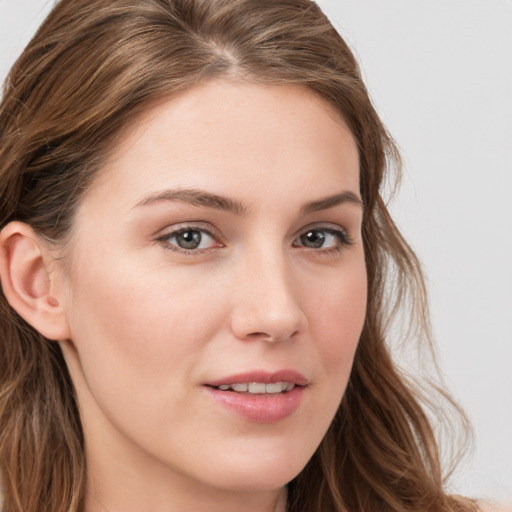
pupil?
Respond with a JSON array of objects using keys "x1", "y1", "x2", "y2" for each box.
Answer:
[
  {"x1": 302, "y1": 230, "x2": 325, "y2": 248},
  {"x1": 177, "y1": 230, "x2": 201, "y2": 249}
]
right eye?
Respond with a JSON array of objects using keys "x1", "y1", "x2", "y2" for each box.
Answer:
[{"x1": 157, "y1": 226, "x2": 220, "y2": 253}]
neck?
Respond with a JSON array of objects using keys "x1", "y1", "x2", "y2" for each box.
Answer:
[
  {"x1": 83, "y1": 423, "x2": 288, "y2": 512},
  {"x1": 85, "y1": 473, "x2": 287, "y2": 512}
]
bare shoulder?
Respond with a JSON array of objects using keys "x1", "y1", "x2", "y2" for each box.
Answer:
[{"x1": 478, "y1": 501, "x2": 512, "y2": 512}]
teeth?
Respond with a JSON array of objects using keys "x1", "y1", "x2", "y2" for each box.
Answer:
[
  {"x1": 265, "y1": 382, "x2": 284, "y2": 393},
  {"x1": 248, "y1": 382, "x2": 266, "y2": 393},
  {"x1": 216, "y1": 382, "x2": 296, "y2": 394}
]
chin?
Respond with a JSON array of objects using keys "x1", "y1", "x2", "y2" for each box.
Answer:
[
  {"x1": 209, "y1": 465, "x2": 301, "y2": 494},
  {"x1": 194, "y1": 440, "x2": 315, "y2": 493}
]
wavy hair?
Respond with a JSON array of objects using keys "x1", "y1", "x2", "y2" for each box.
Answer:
[{"x1": 0, "y1": 1, "x2": 476, "y2": 511}]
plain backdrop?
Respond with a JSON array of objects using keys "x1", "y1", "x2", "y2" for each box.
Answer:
[{"x1": 1, "y1": 0, "x2": 511, "y2": 503}]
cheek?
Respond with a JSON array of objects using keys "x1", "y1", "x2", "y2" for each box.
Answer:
[
  {"x1": 289, "y1": 258, "x2": 366, "y2": 459},
  {"x1": 301, "y1": 259, "x2": 367, "y2": 437},
  {"x1": 62, "y1": 259, "x2": 232, "y2": 453},
  {"x1": 63, "y1": 253, "x2": 227, "y2": 396},
  {"x1": 310, "y1": 261, "x2": 367, "y2": 370}
]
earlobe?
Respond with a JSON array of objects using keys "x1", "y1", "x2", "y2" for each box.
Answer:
[{"x1": 0, "y1": 221, "x2": 71, "y2": 341}]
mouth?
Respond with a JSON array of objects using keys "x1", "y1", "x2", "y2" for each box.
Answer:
[
  {"x1": 204, "y1": 370, "x2": 308, "y2": 423},
  {"x1": 205, "y1": 369, "x2": 308, "y2": 392},
  {"x1": 208, "y1": 381, "x2": 298, "y2": 394}
]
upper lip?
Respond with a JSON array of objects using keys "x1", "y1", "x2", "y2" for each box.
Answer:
[{"x1": 205, "y1": 370, "x2": 309, "y2": 388}]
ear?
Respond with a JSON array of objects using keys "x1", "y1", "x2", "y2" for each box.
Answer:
[{"x1": 0, "y1": 221, "x2": 71, "y2": 341}]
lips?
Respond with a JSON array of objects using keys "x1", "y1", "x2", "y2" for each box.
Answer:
[
  {"x1": 216, "y1": 382, "x2": 296, "y2": 393},
  {"x1": 204, "y1": 370, "x2": 308, "y2": 423},
  {"x1": 206, "y1": 370, "x2": 309, "y2": 389}
]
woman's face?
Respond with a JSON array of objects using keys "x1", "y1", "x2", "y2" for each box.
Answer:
[{"x1": 58, "y1": 81, "x2": 366, "y2": 504}]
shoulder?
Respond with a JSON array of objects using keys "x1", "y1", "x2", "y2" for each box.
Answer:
[{"x1": 478, "y1": 501, "x2": 512, "y2": 512}]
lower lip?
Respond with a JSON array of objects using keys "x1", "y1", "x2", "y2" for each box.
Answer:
[{"x1": 205, "y1": 386, "x2": 305, "y2": 423}]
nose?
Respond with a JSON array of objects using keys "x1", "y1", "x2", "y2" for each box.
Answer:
[{"x1": 229, "y1": 251, "x2": 308, "y2": 344}]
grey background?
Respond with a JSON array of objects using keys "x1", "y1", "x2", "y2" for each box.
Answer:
[{"x1": 1, "y1": 0, "x2": 511, "y2": 502}]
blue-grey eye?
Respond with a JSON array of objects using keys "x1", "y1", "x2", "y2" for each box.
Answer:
[
  {"x1": 296, "y1": 229, "x2": 348, "y2": 249},
  {"x1": 300, "y1": 230, "x2": 326, "y2": 248},
  {"x1": 167, "y1": 229, "x2": 216, "y2": 250}
]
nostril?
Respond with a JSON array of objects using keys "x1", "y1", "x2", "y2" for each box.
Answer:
[
  {"x1": 247, "y1": 331, "x2": 281, "y2": 343},
  {"x1": 246, "y1": 332, "x2": 269, "y2": 339},
  {"x1": 245, "y1": 330, "x2": 300, "y2": 344}
]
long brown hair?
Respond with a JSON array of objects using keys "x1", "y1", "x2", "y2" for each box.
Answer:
[{"x1": 0, "y1": 1, "x2": 476, "y2": 511}]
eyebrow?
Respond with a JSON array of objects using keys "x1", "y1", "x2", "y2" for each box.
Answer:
[
  {"x1": 300, "y1": 191, "x2": 364, "y2": 215},
  {"x1": 134, "y1": 188, "x2": 363, "y2": 215},
  {"x1": 135, "y1": 188, "x2": 248, "y2": 215}
]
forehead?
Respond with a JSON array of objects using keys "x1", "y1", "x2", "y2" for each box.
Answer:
[{"x1": 80, "y1": 80, "x2": 360, "y2": 213}]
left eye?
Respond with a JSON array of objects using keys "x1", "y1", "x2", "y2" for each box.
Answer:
[
  {"x1": 161, "y1": 228, "x2": 217, "y2": 251},
  {"x1": 294, "y1": 228, "x2": 350, "y2": 250}
]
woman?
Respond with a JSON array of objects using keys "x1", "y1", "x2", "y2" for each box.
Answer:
[{"x1": 0, "y1": 1, "x2": 483, "y2": 511}]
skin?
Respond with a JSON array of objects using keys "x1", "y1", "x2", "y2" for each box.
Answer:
[{"x1": 50, "y1": 81, "x2": 367, "y2": 512}]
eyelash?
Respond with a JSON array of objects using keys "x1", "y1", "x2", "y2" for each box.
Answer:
[
  {"x1": 155, "y1": 224, "x2": 354, "y2": 255},
  {"x1": 293, "y1": 226, "x2": 354, "y2": 254},
  {"x1": 155, "y1": 223, "x2": 222, "y2": 255}
]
